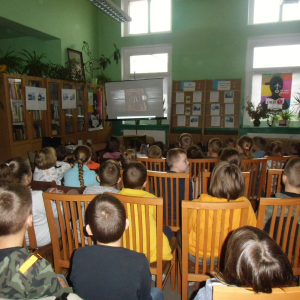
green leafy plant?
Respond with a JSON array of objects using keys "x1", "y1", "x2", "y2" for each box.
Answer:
[
  {"x1": 82, "y1": 41, "x2": 120, "y2": 80},
  {"x1": 291, "y1": 92, "x2": 300, "y2": 120},
  {"x1": 0, "y1": 48, "x2": 24, "y2": 73},
  {"x1": 279, "y1": 110, "x2": 293, "y2": 121},
  {"x1": 45, "y1": 62, "x2": 85, "y2": 82},
  {"x1": 245, "y1": 100, "x2": 270, "y2": 120},
  {"x1": 21, "y1": 50, "x2": 47, "y2": 77}
]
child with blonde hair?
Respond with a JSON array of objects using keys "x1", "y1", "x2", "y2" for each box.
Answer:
[{"x1": 207, "y1": 138, "x2": 222, "y2": 158}]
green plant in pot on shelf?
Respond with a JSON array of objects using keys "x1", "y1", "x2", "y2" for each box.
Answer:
[
  {"x1": 0, "y1": 48, "x2": 24, "y2": 74},
  {"x1": 278, "y1": 110, "x2": 293, "y2": 126},
  {"x1": 291, "y1": 92, "x2": 300, "y2": 120},
  {"x1": 21, "y1": 50, "x2": 47, "y2": 77},
  {"x1": 82, "y1": 41, "x2": 120, "y2": 84},
  {"x1": 245, "y1": 100, "x2": 269, "y2": 126}
]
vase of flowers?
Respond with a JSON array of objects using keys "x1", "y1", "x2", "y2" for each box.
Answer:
[{"x1": 245, "y1": 100, "x2": 269, "y2": 127}]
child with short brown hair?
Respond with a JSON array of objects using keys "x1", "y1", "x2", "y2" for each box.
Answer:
[
  {"x1": 207, "y1": 138, "x2": 223, "y2": 158},
  {"x1": 120, "y1": 149, "x2": 137, "y2": 169},
  {"x1": 178, "y1": 133, "x2": 193, "y2": 150},
  {"x1": 237, "y1": 135, "x2": 254, "y2": 159},
  {"x1": 147, "y1": 145, "x2": 162, "y2": 159}
]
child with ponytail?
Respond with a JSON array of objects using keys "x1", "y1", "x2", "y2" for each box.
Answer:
[
  {"x1": 64, "y1": 145, "x2": 99, "y2": 187},
  {"x1": 236, "y1": 135, "x2": 254, "y2": 159}
]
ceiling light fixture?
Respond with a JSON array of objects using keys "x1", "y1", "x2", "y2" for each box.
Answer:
[{"x1": 89, "y1": 0, "x2": 132, "y2": 22}]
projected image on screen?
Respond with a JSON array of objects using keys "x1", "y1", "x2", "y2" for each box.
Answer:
[
  {"x1": 126, "y1": 89, "x2": 147, "y2": 111},
  {"x1": 106, "y1": 78, "x2": 164, "y2": 120}
]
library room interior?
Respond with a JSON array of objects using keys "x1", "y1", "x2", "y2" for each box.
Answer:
[{"x1": 1, "y1": 1, "x2": 300, "y2": 300}]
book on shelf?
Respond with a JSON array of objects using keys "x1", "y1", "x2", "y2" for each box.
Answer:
[
  {"x1": 33, "y1": 110, "x2": 43, "y2": 121},
  {"x1": 13, "y1": 124, "x2": 26, "y2": 141},
  {"x1": 51, "y1": 102, "x2": 59, "y2": 119},
  {"x1": 9, "y1": 82, "x2": 22, "y2": 99},
  {"x1": 33, "y1": 123, "x2": 43, "y2": 138},
  {"x1": 78, "y1": 104, "x2": 83, "y2": 116},
  {"x1": 65, "y1": 121, "x2": 73, "y2": 134},
  {"x1": 78, "y1": 119, "x2": 84, "y2": 131},
  {"x1": 11, "y1": 103, "x2": 24, "y2": 122}
]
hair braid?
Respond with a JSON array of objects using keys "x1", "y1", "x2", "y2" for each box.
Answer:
[{"x1": 78, "y1": 158, "x2": 84, "y2": 187}]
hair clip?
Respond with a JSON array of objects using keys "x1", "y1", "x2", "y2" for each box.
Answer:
[
  {"x1": 5, "y1": 163, "x2": 9, "y2": 167},
  {"x1": 79, "y1": 156, "x2": 83, "y2": 159},
  {"x1": 245, "y1": 147, "x2": 249, "y2": 150}
]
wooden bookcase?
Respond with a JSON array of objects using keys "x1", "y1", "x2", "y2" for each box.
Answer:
[{"x1": 0, "y1": 73, "x2": 112, "y2": 162}]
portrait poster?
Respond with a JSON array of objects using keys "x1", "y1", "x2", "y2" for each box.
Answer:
[
  {"x1": 88, "y1": 89, "x2": 103, "y2": 131},
  {"x1": 261, "y1": 73, "x2": 292, "y2": 111},
  {"x1": 25, "y1": 86, "x2": 47, "y2": 110},
  {"x1": 61, "y1": 89, "x2": 76, "y2": 109}
]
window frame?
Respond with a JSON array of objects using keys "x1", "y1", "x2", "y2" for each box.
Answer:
[
  {"x1": 244, "y1": 34, "x2": 300, "y2": 125},
  {"x1": 121, "y1": 0, "x2": 172, "y2": 37},
  {"x1": 121, "y1": 44, "x2": 172, "y2": 124}
]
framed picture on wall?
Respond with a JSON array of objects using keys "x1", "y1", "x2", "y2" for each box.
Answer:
[{"x1": 67, "y1": 48, "x2": 85, "y2": 81}]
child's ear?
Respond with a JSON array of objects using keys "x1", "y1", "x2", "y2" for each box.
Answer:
[
  {"x1": 282, "y1": 174, "x2": 288, "y2": 185},
  {"x1": 97, "y1": 175, "x2": 100, "y2": 182},
  {"x1": 117, "y1": 176, "x2": 121, "y2": 184},
  {"x1": 125, "y1": 219, "x2": 130, "y2": 230},
  {"x1": 142, "y1": 181, "x2": 147, "y2": 189},
  {"x1": 86, "y1": 224, "x2": 93, "y2": 236},
  {"x1": 25, "y1": 214, "x2": 33, "y2": 228}
]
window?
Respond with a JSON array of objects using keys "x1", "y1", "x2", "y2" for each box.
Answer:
[
  {"x1": 244, "y1": 34, "x2": 300, "y2": 125},
  {"x1": 122, "y1": 0, "x2": 171, "y2": 36},
  {"x1": 249, "y1": 0, "x2": 300, "y2": 24},
  {"x1": 122, "y1": 44, "x2": 172, "y2": 124}
]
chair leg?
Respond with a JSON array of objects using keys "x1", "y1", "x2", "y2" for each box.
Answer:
[
  {"x1": 181, "y1": 267, "x2": 188, "y2": 300},
  {"x1": 171, "y1": 250, "x2": 176, "y2": 292},
  {"x1": 177, "y1": 259, "x2": 182, "y2": 295}
]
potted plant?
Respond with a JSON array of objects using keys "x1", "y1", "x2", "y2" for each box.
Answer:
[
  {"x1": 291, "y1": 92, "x2": 300, "y2": 120},
  {"x1": 0, "y1": 48, "x2": 24, "y2": 74},
  {"x1": 21, "y1": 50, "x2": 47, "y2": 77},
  {"x1": 245, "y1": 100, "x2": 269, "y2": 126},
  {"x1": 278, "y1": 110, "x2": 293, "y2": 126}
]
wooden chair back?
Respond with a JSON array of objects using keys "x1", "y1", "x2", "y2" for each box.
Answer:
[
  {"x1": 43, "y1": 192, "x2": 96, "y2": 274},
  {"x1": 266, "y1": 156, "x2": 293, "y2": 169},
  {"x1": 188, "y1": 158, "x2": 219, "y2": 198},
  {"x1": 111, "y1": 193, "x2": 176, "y2": 291},
  {"x1": 180, "y1": 200, "x2": 249, "y2": 300},
  {"x1": 266, "y1": 169, "x2": 284, "y2": 197},
  {"x1": 146, "y1": 171, "x2": 190, "y2": 231},
  {"x1": 30, "y1": 180, "x2": 85, "y2": 194},
  {"x1": 257, "y1": 197, "x2": 300, "y2": 276},
  {"x1": 24, "y1": 225, "x2": 37, "y2": 249},
  {"x1": 202, "y1": 171, "x2": 250, "y2": 197},
  {"x1": 241, "y1": 158, "x2": 267, "y2": 201},
  {"x1": 213, "y1": 285, "x2": 300, "y2": 300},
  {"x1": 138, "y1": 157, "x2": 166, "y2": 171}
]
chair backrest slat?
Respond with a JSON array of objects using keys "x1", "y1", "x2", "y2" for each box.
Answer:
[
  {"x1": 266, "y1": 169, "x2": 284, "y2": 197},
  {"x1": 138, "y1": 157, "x2": 166, "y2": 171}
]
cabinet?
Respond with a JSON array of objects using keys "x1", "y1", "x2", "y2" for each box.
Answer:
[{"x1": 0, "y1": 73, "x2": 112, "y2": 161}]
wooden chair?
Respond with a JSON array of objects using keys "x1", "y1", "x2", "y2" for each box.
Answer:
[
  {"x1": 188, "y1": 158, "x2": 219, "y2": 198},
  {"x1": 266, "y1": 169, "x2": 284, "y2": 197},
  {"x1": 110, "y1": 193, "x2": 177, "y2": 291},
  {"x1": 138, "y1": 157, "x2": 166, "y2": 171},
  {"x1": 179, "y1": 200, "x2": 250, "y2": 300},
  {"x1": 241, "y1": 158, "x2": 267, "y2": 210},
  {"x1": 145, "y1": 171, "x2": 190, "y2": 232},
  {"x1": 213, "y1": 285, "x2": 300, "y2": 300},
  {"x1": 30, "y1": 180, "x2": 85, "y2": 194},
  {"x1": 43, "y1": 192, "x2": 95, "y2": 273},
  {"x1": 257, "y1": 198, "x2": 300, "y2": 278},
  {"x1": 265, "y1": 156, "x2": 293, "y2": 169},
  {"x1": 202, "y1": 171, "x2": 250, "y2": 198}
]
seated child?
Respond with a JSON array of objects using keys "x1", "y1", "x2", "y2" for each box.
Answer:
[
  {"x1": 0, "y1": 157, "x2": 59, "y2": 247},
  {"x1": 252, "y1": 136, "x2": 266, "y2": 158},
  {"x1": 119, "y1": 162, "x2": 173, "y2": 262},
  {"x1": 0, "y1": 184, "x2": 72, "y2": 298},
  {"x1": 290, "y1": 142, "x2": 300, "y2": 156},
  {"x1": 103, "y1": 136, "x2": 122, "y2": 160},
  {"x1": 147, "y1": 145, "x2": 162, "y2": 159},
  {"x1": 187, "y1": 145, "x2": 205, "y2": 159},
  {"x1": 236, "y1": 135, "x2": 254, "y2": 159},
  {"x1": 83, "y1": 160, "x2": 120, "y2": 195},
  {"x1": 120, "y1": 149, "x2": 138, "y2": 169},
  {"x1": 70, "y1": 194, "x2": 163, "y2": 300},
  {"x1": 219, "y1": 148, "x2": 241, "y2": 168},
  {"x1": 264, "y1": 141, "x2": 284, "y2": 169},
  {"x1": 178, "y1": 133, "x2": 193, "y2": 150},
  {"x1": 188, "y1": 162, "x2": 256, "y2": 264},
  {"x1": 130, "y1": 138, "x2": 146, "y2": 158},
  {"x1": 86, "y1": 142, "x2": 100, "y2": 170},
  {"x1": 64, "y1": 145, "x2": 99, "y2": 187},
  {"x1": 194, "y1": 226, "x2": 293, "y2": 300},
  {"x1": 55, "y1": 145, "x2": 72, "y2": 172},
  {"x1": 33, "y1": 147, "x2": 64, "y2": 185},
  {"x1": 225, "y1": 137, "x2": 235, "y2": 148},
  {"x1": 152, "y1": 141, "x2": 166, "y2": 157},
  {"x1": 206, "y1": 138, "x2": 222, "y2": 158}
]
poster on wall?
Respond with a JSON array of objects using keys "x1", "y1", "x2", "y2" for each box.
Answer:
[
  {"x1": 88, "y1": 89, "x2": 103, "y2": 131},
  {"x1": 61, "y1": 89, "x2": 76, "y2": 109},
  {"x1": 25, "y1": 86, "x2": 47, "y2": 110},
  {"x1": 261, "y1": 73, "x2": 292, "y2": 111}
]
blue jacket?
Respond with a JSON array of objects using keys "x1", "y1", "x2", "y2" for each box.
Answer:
[{"x1": 63, "y1": 164, "x2": 99, "y2": 187}]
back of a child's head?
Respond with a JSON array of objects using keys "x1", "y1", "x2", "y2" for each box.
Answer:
[
  {"x1": 225, "y1": 138, "x2": 236, "y2": 148},
  {"x1": 290, "y1": 142, "x2": 300, "y2": 155},
  {"x1": 210, "y1": 161, "x2": 245, "y2": 200},
  {"x1": 253, "y1": 136, "x2": 266, "y2": 151},
  {"x1": 120, "y1": 149, "x2": 137, "y2": 169},
  {"x1": 152, "y1": 141, "x2": 164, "y2": 153},
  {"x1": 208, "y1": 138, "x2": 223, "y2": 155},
  {"x1": 268, "y1": 141, "x2": 284, "y2": 157},
  {"x1": 237, "y1": 136, "x2": 254, "y2": 159},
  {"x1": 0, "y1": 184, "x2": 32, "y2": 237},
  {"x1": 123, "y1": 161, "x2": 147, "y2": 189},
  {"x1": 105, "y1": 136, "x2": 120, "y2": 153},
  {"x1": 35, "y1": 147, "x2": 57, "y2": 170},
  {"x1": 99, "y1": 160, "x2": 120, "y2": 187},
  {"x1": 130, "y1": 138, "x2": 142, "y2": 152},
  {"x1": 86, "y1": 194, "x2": 126, "y2": 244},
  {"x1": 55, "y1": 145, "x2": 69, "y2": 161},
  {"x1": 166, "y1": 148, "x2": 187, "y2": 169},
  {"x1": 283, "y1": 157, "x2": 300, "y2": 188},
  {"x1": 147, "y1": 145, "x2": 162, "y2": 158},
  {"x1": 213, "y1": 226, "x2": 293, "y2": 293},
  {"x1": 186, "y1": 145, "x2": 204, "y2": 159},
  {"x1": 0, "y1": 157, "x2": 31, "y2": 186},
  {"x1": 74, "y1": 145, "x2": 92, "y2": 187},
  {"x1": 179, "y1": 133, "x2": 193, "y2": 149},
  {"x1": 220, "y1": 148, "x2": 241, "y2": 168}
]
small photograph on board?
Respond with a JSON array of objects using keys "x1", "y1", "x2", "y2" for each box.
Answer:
[
  {"x1": 210, "y1": 91, "x2": 219, "y2": 102},
  {"x1": 27, "y1": 92, "x2": 35, "y2": 100},
  {"x1": 192, "y1": 104, "x2": 201, "y2": 115},
  {"x1": 185, "y1": 106, "x2": 191, "y2": 115},
  {"x1": 224, "y1": 91, "x2": 234, "y2": 103},
  {"x1": 190, "y1": 116, "x2": 199, "y2": 127},
  {"x1": 225, "y1": 116, "x2": 234, "y2": 128},
  {"x1": 176, "y1": 92, "x2": 184, "y2": 103},
  {"x1": 186, "y1": 95, "x2": 191, "y2": 103},
  {"x1": 211, "y1": 104, "x2": 220, "y2": 115},
  {"x1": 211, "y1": 116, "x2": 220, "y2": 127},
  {"x1": 193, "y1": 91, "x2": 202, "y2": 102},
  {"x1": 38, "y1": 92, "x2": 46, "y2": 101}
]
